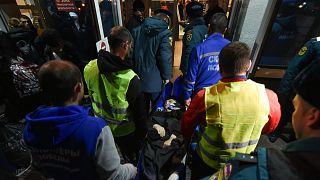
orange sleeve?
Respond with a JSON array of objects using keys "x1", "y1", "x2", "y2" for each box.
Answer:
[
  {"x1": 181, "y1": 89, "x2": 206, "y2": 141},
  {"x1": 262, "y1": 89, "x2": 281, "y2": 134}
]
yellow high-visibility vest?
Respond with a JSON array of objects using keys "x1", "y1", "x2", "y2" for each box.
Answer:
[
  {"x1": 197, "y1": 80, "x2": 269, "y2": 169},
  {"x1": 84, "y1": 59, "x2": 136, "y2": 137}
]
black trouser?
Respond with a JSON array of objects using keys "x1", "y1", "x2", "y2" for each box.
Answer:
[
  {"x1": 143, "y1": 92, "x2": 161, "y2": 114},
  {"x1": 189, "y1": 150, "x2": 217, "y2": 179},
  {"x1": 114, "y1": 132, "x2": 140, "y2": 164}
]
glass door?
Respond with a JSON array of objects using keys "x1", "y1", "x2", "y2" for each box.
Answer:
[{"x1": 94, "y1": 0, "x2": 123, "y2": 39}]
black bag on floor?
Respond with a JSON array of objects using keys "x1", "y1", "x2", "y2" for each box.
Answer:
[{"x1": 138, "y1": 111, "x2": 186, "y2": 180}]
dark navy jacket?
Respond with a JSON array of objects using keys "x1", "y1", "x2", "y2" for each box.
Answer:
[
  {"x1": 279, "y1": 37, "x2": 320, "y2": 95},
  {"x1": 277, "y1": 37, "x2": 320, "y2": 124},
  {"x1": 184, "y1": 33, "x2": 230, "y2": 100},
  {"x1": 180, "y1": 17, "x2": 208, "y2": 75},
  {"x1": 228, "y1": 138, "x2": 320, "y2": 180},
  {"x1": 132, "y1": 16, "x2": 172, "y2": 93}
]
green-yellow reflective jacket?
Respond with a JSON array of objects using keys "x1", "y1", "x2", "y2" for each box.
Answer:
[
  {"x1": 197, "y1": 80, "x2": 270, "y2": 169},
  {"x1": 84, "y1": 59, "x2": 136, "y2": 137}
]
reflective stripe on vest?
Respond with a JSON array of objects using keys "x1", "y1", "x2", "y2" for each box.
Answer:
[
  {"x1": 201, "y1": 132, "x2": 259, "y2": 150},
  {"x1": 197, "y1": 80, "x2": 270, "y2": 169},
  {"x1": 84, "y1": 59, "x2": 136, "y2": 137},
  {"x1": 92, "y1": 100, "x2": 127, "y2": 115},
  {"x1": 93, "y1": 112, "x2": 130, "y2": 125}
]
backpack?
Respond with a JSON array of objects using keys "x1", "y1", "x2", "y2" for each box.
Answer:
[{"x1": 10, "y1": 56, "x2": 40, "y2": 98}]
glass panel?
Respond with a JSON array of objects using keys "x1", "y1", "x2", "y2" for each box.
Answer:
[
  {"x1": 259, "y1": 0, "x2": 320, "y2": 67},
  {"x1": 99, "y1": 0, "x2": 115, "y2": 36}
]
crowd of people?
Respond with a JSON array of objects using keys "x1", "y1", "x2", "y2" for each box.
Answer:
[{"x1": 1, "y1": 0, "x2": 320, "y2": 179}]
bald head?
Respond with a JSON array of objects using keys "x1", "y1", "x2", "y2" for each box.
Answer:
[{"x1": 38, "y1": 60, "x2": 83, "y2": 106}]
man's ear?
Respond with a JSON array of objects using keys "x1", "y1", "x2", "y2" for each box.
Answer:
[
  {"x1": 208, "y1": 24, "x2": 212, "y2": 34},
  {"x1": 73, "y1": 82, "x2": 82, "y2": 97},
  {"x1": 308, "y1": 108, "x2": 320, "y2": 129}
]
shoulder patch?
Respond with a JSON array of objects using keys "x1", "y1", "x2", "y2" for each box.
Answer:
[
  {"x1": 298, "y1": 46, "x2": 308, "y2": 56},
  {"x1": 186, "y1": 30, "x2": 193, "y2": 41}
]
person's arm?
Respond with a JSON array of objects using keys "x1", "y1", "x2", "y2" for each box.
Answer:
[
  {"x1": 184, "y1": 47, "x2": 199, "y2": 103},
  {"x1": 158, "y1": 31, "x2": 172, "y2": 81},
  {"x1": 126, "y1": 76, "x2": 147, "y2": 140},
  {"x1": 181, "y1": 89, "x2": 206, "y2": 141},
  {"x1": 262, "y1": 89, "x2": 281, "y2": 134},
  {"x1": 180, "y1": 29, "x2": 197, "y2": 75},
  {"x1": 95, "y1": 126, "x2": 137, "y2": 180}
]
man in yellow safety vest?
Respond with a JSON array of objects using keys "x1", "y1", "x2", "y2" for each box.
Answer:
[
  {"x1": 181, "y1": 41, "x2": 281, "y2": 179},
  {"x1": 84, "y1": 26, "x2": 147, "y2": 164}
]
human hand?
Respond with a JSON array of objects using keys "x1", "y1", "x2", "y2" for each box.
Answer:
[
  {"x1": 128, "y1": 164, "x2": 137, "y2": 179},
  {"x1": 153, "y1": 124, "x2": 166, "y2": 137},
  {"x1": 164, "y1": 134, "x2": 177, "y2": 147},
  {"x1": 163, "y1": 79, "x2": 170, "y2": 84},
  {"x1": 185, "y1": 98, "x2": 191, "y2": 107}
]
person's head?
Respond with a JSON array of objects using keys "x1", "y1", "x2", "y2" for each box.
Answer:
[
  {"x1": 208, "y1": 13, "x2": 228, "y2": 34},
  {"x1": 108, "y1": 26, "x2": 132, "y2": 59},
  {"x1": 41, "y1": 29, "x2": 64, "y2": 53},
  {"x1": 38, "y1": 60, "x2": 83, "y2": 106},
  {"x1": 133, "y1": 0, "x2": 145, "y2": 12},
  {"x1": 154, "y1": 9, "x2": 172, "y2": 24},
  {"x1": 160, "y1": 0, "x2": 167, "y2": 6},
  {"x1": 20, "y1": 15, "x2": 34, "y2": 29},
  {"x1": 99, "y1": 0, "x2": 113, "y2": 20},
  {"x1": 133, "y1": 0, "x2": 145, "y2": 18},
  {"x1": 186, "y1": 1, "x2": 204, "y2": 19},
  {"x1": 219, "y1": 41, "x2": 251, "y2": 77},
  {"x1": 8, "y1": 17, "x2": 21, "y2": 28},
  {"x1": 292, "y1": 61, "x2": 320, "y2": 139}
]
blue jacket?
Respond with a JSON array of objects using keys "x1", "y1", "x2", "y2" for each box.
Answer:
[
  {"x1": 184, "y1": 33, "x2": 230, "y2": 100},
  {"x1": 23, "y1": 105, "x2": 136, "y2": 180},
  {"x1": 132, "y1": 17, "x2": 173, "y2": 93},
  {"x1": 180, "y1": 17, "x2": 208, "y2": 75}
]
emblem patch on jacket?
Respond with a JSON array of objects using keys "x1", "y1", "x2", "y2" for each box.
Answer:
[
  {"x1": 186, "y1": 30, "x2": 193, "y2": 41},
  {"x1": 298, "y1": 46, "x2": 307, "y2": 56}
]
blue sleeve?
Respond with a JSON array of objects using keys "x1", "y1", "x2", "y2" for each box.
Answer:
[
  {"x1": 158, "y1": 31, "x2": 173, "y2": 80},
  {"x1": 184, "y1": 47, "x2": 199, "y2": 100},
  {"x1": 278, "y1": 40, "x2": 315, "y2": 94}
]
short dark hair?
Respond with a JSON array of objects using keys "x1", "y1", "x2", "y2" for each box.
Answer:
[
  {"x1": 133, "y1": 0, "x2": 145, "y2": 11},
  {"x1": 219, "y1": 41, "x2": 251, "y2": 75},
  {"x1": 209, "y1": 13, "x2": 228, "y2": 33},
  {"x1": 38, "y1": 60, "x2": 82, "y2": 105},
  {"x1": 108, "y1": 26, "x2": 132, "y2": 51},
  {"x1": 186, "y1": 1, "x2": 203, "y2": 18},
  {"x1": 41, "y1": 29, "x2": 63, "y2": 47}
]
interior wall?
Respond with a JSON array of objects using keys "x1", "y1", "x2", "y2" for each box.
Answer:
[{"x1": 0, "y1": 0, "x2": 20, "y2": 18}]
